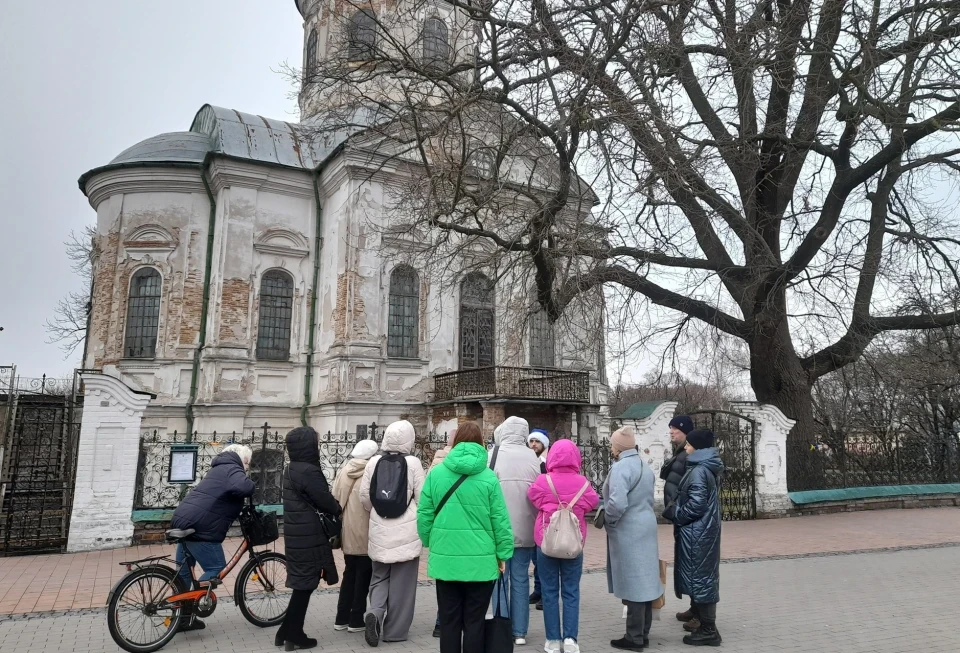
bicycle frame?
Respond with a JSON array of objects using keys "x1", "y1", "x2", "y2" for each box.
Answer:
[{"x1": 119, "y1": 535, "x2": 277, "y2": 610}]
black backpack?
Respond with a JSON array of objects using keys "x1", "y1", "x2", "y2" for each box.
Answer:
[{"x1": 370, "y1": 453, "x2": 412, "y2": 518}]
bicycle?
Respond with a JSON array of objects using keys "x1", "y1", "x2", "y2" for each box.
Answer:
[{"x1": 106, "y1": 505, "x2": 289, "y2": 653}]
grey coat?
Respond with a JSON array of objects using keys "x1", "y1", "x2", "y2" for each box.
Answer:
[{"x1": 604, "y1": 449, "x2": 663, "y2": 603}]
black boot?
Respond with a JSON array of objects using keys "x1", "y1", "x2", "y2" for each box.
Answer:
[
  {"x1": 178, "y1": 617, "x2": 205, "y2": 632},
  {"x1": 274, "y1": 625, "x2": 286, "y2": 647},
  {"x1": 610, "y1": 636, "x2": 644, "y2": 651},
  {"x1": 683, "y1": 624, "x2": 722, "y2": 647},
  {"x1": 284, "y1": 635, "x2": 318, "y2": 651},
  {"x1": 529, "y1": 592, "x2": 541, "y2": 604}
]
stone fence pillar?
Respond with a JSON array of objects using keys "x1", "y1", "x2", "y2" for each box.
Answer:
[
  {"x1": 731, "y1": 402, "x2": 796, "y2": 517},
  {"x1": 67, "y1": 373, "x2": 152, "y2": 552},
  {"x1": 621, "y1": 400, "x2": 679, "y2": 512}
]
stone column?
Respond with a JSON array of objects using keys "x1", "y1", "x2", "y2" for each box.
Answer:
[
  {"x1": 731, "y1": 402, "x2": 796, "y2": 517},
  {"x1": 626, "y1": 401, "x2": 679, "y2": 512},
  {"x1": 67, "y1": 373, "x2": 152, "y2": 552},
  {"x1": 480, "y1": 402, "x2": 505, "y2": 442},
  {"x1": 575, "y1": 405, "x2": 601, "y2": 442}
]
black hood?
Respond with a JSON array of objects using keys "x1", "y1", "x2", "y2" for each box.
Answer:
[{"x1": 286, "y1": 426, "x2": 321, "y2": 464}]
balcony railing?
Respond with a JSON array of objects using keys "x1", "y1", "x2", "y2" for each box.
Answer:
[{"x1": 433, "y1": 366, "x2": 591, "y2": 403}]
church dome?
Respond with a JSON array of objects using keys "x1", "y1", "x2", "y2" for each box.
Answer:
[{"x1": 109, "y1": 132, "x2": 212, "y2": 165}]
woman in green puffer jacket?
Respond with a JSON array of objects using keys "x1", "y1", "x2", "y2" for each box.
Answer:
[{"x1": 418, "y1": 422, "x2": 514, "y2": 653}]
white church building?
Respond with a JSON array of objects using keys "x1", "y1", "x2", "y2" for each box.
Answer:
[{"x1": 78, "y1": 0, "x2": 610, "y2": 443}]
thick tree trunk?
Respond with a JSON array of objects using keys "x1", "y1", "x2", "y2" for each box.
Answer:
[{"x1": 748, "y1": 312, "x2": 819, "y2": 489}]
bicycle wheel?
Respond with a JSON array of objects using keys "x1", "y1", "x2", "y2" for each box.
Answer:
[
  {"x1": 235, "y1": 551, "x2": 290, "y2": 627},
  {"x1": 107, "y1": 565, "x2": 187, "y2": 653}
]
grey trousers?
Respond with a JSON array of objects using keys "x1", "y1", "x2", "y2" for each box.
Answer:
[
  {"x1": 367, "y1": 558, "x2": 420, "y2": 642},
  {"x1": 625, "y1": 600, "x2": 653, "y2": 643}
]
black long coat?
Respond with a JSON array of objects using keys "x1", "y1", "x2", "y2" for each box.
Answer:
[
  {"x1": 283, "y1": 427, "x2": 342, "y2": 591},
  {"x1": 170, "y1": 451, "x2": 255, "y2": 542},
  {"x1": 663, "y1": 447, "x2": 723, "y2": 604}
]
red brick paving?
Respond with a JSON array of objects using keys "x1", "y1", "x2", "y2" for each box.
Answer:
[{"x1": 1, "y1": 507, "x2": 957, "y2": 615}]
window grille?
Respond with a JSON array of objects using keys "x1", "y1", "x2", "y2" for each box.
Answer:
[
  {"x1": 348, "y1": 10, "x2": 377, "y2": 61},
  {"x1": 460, "y1": 273, "x2": 495, "y2": 369},
  {"x1": 529, "y1": 310, "x2": 556, "y2": 367},
  {"x1": 423, "y1": 17, "x2": 450, "y2": 65},
  {"x1": 256, "y1": 270, "x2": 294, "y2": 361},
  {"x1": 124, "y1": 268, "x2": 162, "y2": 359},
  {"x1": 388, "y1": 266, "x2": 420, "y2": 358}
]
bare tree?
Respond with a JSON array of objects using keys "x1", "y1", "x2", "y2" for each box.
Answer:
[
  {"x1": 46, "y1": 226, "x2": 97, "y2": 358},
  {"x1": 294, "y1": 0, "x2": 960, "y2": 457}
]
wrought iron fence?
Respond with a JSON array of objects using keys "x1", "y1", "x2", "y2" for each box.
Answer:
[
  {"x1": 788, "y1": 431, "x2": 960, "y2": 491},
  {"x1": 433, "y1": 366, "x2": 590, "y2": 403},
  {"x1": 134, "y1": 424, "x2": 453, "y2": 510}
]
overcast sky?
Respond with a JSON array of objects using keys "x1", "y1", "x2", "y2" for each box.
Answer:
[{"x1": 0, "y1": 1, "x2": 304, "y2": 378}]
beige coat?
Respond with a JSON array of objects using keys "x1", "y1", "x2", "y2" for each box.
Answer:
[
  {"x1": 359, "y1": 421, "x2": 425, "y2": 564},
  {"x1": 332, "y1": 458, "x2": 370, "y2": 556}
]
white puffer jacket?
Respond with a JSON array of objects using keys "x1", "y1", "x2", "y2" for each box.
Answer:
[
  {"x1": 490, "y1": 417, "x2": 542, "y2": 548},
  {"x1": 360, "y1": 421, "x2": 425, "y2": 564}
]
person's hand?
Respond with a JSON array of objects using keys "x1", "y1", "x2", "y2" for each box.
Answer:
[{"x1": 498, "y1": 559, "x2": 506, "y2": 574}]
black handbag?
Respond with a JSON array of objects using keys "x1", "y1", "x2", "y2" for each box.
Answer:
[
  {"x1": 290, "y1": 482, "x2": 343, "y2": 549},
  {"x1": 238, "y1": 501, "x2": 279, "y2": 546},
  {"x1": 484, "y1": 574, "x2": 513, "y2": 653}
]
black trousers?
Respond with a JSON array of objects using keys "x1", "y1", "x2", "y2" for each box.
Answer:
[
  {"x1": 336, "y1": 554, "x2": 373, "y2": 627},
  {"x1": 624, "y1": 600, "x2": 652, "y2": 642},
  {"x1": 692, "y1": 602, "x2": 717, "y2": 626},
  {"x1": 280, "y1": 588, "x2": 312, "y2": 640},
  {"x1": 436, "y1": 580, "x2": 495, "y2": 653}
]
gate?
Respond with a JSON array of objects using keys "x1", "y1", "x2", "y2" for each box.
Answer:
[
  {"x1": 0, "y1": 368, "x2": 83, "y2": 555},
  {"x1": 688, "y1": 410, "x2": 756, "y2": 521}
]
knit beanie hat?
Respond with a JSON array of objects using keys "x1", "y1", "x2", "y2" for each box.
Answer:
[
  {"x1": 529, "y1": 430, "x2": 550, "y2": 450},
  {"x1": 669, "y1": 415, "x2": 694, "y2": 435},
  {"x1": 686, "y1": 429, "x2": 716, "y2": 450},
  {"x1": 610, "y1": 426, "x2": 636, "y2": 455},
  {"x1": 350, "y1": 439, "x2": 379, "y2": 460}
]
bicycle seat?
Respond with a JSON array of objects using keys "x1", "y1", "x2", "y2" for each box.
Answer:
[{"x1": 165, "y1": 528, "x2": 195, "y2": 543}]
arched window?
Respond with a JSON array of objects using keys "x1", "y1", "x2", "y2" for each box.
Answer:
[
  {"x1": 460, "y1": 273, "x2": 495, "y2": 369},
  {"x1": 468, "y1": 149, "x2": 496, "y2": 179},
  {"x1": 348, "y1": 9, "x2": 377, "y2": 61},
  {"x1": 529, "y1": 310, "x2": 556, "y2": 367},
  {"x1": 422, "y1": 17, "x2": 450, "y2": 65},
  {"x1": 124, "y1": 268, "x2": 162, "y2": 358},
  {"x1": 256, "y1": 270, "x2": 294, "y2": 361},
  {"x1": 305, "y1": 29, "x2": 318, "y2": 79},
  {"x1": 388, "y1": 266, "x2": 420, "y2": 359}
]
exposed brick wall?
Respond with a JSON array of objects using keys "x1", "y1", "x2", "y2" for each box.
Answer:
[
  {"x1": 90, "y1": 232, "x2": 120, "y2": 368},
  {"x1": 218, "y1": 278, "x2": 250, "y2": 344},
  {"x1": 178, "y1": 231, "x2": 204, "y2": 346}
]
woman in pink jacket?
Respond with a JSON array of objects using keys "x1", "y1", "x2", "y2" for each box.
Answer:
[{"x1": 527, "y1": 438, "x2": 600, "y2": 653}]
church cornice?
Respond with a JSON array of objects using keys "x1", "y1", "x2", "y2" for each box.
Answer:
[{"x1": 84, "y1": 167, "x2": 207, "y2": 209}]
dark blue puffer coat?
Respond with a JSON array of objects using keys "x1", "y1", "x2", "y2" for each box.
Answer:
[
  {"x1": 170, "y1": 451, "x2": 256, "y2": 542},
  {"x1": 664, "y1": 447, "x2": 723, "y2": 604}
]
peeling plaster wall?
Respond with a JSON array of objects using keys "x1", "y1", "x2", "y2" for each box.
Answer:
[{"x1": 84, "y1": 157, "x2": 608, "y2": 438}]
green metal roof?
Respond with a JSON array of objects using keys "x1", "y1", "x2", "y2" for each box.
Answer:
[{"x1": 616, "y1": 400, "x2": 666, "y2": 420}]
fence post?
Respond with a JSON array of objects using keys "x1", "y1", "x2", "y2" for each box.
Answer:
[
  {"x1": 895, "y1": 431, "x2": 903, "y2": 485},
  {"x1": 259, "y1": 423, "x2": 269, "y2": 504}
]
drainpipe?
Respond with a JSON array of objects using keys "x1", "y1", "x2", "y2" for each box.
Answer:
[
  {"x1": 186, "y1": 156, "x2": 218, "y2": 440},
  {"x1": 301, "y1": 168, "x2": 324, "y2": 426}
]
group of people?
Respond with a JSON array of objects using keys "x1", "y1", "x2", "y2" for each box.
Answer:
[{"x1": 167, "y1": 414, "x2": 725, "y2": 652}]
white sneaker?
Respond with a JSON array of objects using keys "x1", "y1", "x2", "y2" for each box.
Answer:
[
  {"x1": 544, "y1": 640, "x2": 562, "y2": 653},
  {"x1": 515, "y1": 637, "x2": 527, "y2": 645},
  {"x1": 563, "y1": 638, "x2": 580, "y2": 653}
]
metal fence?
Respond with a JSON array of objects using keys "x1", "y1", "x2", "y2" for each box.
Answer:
[
  {"x1": 788, "y1": 432, "x2": 960, "y2": 491},
  {"x1": 134, "y1": 424, "x2": 452, "y2": 510}
]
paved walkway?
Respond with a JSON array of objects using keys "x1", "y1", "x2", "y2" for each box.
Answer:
[
  {"x1": 1, "y1": 507, "x2": 958, "y2": 615},
  {"x1": 1, "y1": 546, "x2": 958, "y2": 652}
]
